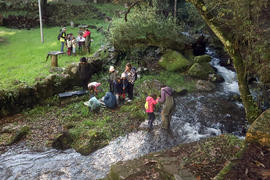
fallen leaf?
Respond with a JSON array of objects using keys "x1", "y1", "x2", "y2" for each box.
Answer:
[{"x1": 254, "y1": 160, "x2": 265, "y2": 168}]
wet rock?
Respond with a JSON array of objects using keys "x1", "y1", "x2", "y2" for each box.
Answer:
[
  {"x1": 159, "y1": 50, "x2": 190, "y2": 72},
  {"x1": 208, "y1": 73, "x2": 225, "y2": 83},
  {"x1": 103, "y1": 135, "x2": 242, "y2": 180},
  {"x1": 50, "y1": 67, "x2": 64, "y2": 73},
  {"x1": 246, "y1": 108, "x2": 270, "y2": 147},
  {"x1": 196, "y1": 80, "x2": 216, "y2": 92},
  {"x1": 188, "y1": 62, "x2": 215, "y2": 80}
]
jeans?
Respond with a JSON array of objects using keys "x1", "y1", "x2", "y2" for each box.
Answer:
[
  {"x1": 127, "y1": 83, "x2": 134, "y2": 100},
  {"x1": 147, "y1": 112, "x2": 155, "y2": 129},
  {"x1": 61, "y1": 42, "x2": 65, "y2": 52}
]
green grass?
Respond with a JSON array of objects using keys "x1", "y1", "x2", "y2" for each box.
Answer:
[{"x1": 0, "y1": 25, "x2": 106, "y2": 90}]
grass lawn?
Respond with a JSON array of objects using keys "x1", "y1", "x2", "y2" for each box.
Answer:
[{"x1": 0, "y1": 25, "x2": 106, "y2": 90}]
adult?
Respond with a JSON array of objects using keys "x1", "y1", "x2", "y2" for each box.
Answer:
[
  {"x1": 124, "y1": 63, "x2": 136, "y2": 100},
  {"x1": 78, "y1": 57, "x2": 91, "y2": 90},
  {"x1": 83, "y1": 28, "x2": 91, "y2": 54},
  {"x1": 58, "y1": 27, "x2": 67, "y2": 52},
  {"x1": 158, "y1": 86, "x2": 175, "y2": 130}
]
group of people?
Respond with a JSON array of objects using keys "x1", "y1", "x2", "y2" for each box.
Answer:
[
  {"x1": 58, "y1": 27, "x2": 91, "y2": 55},
  {"x1": 78, "y1": 57, "x2": 175, "y2": 131}
]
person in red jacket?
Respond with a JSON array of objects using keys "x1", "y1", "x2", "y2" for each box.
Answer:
[
  {"x1": 83, "y1": 29, "x2": 91, "y2": 53},
  {"x1": 145, "y1": 94, "x2": 159, "y2": 131}
]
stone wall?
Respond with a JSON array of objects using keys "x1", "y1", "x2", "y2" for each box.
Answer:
[{"x1": 0, "y1": 59, "x2": 103, "y2": 119}]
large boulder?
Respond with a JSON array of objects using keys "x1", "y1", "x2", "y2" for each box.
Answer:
[
  {"x1": 246, "y1": 108, "x2": 270, "y2": 147},
  {"x1": 194, "y1": 54, "x2": 211, "y2": 63},
  {"x1": 188, "y1": 62, "x2": 215, "y2": 80},
  {"x1": 159, "y1": 50, "x2": 190, "y2": 72},
  {"x1": 196, "y1": 80, "x2": 216, "y2": 92}
]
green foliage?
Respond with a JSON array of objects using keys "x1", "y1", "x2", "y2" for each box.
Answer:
[
  {"x1": 110, "y1": 5, "x2": 187, "y2": 51},
  {"x1": 159, "y1": 50, "x2": 190, "y2": 72}
]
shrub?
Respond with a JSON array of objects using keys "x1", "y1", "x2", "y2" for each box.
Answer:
[{"x1": 109, "y1": 5, "x2": 189, "y2": 52}]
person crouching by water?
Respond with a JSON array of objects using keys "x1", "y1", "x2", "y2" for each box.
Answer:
[
  {"x1": 78, "y1": 57, "x2": 91, "y2": 90},
  {"x1": 124, "y1": 63, "x2": 136, "y2": 101},
  {"x1": 88, "y1": 82, "x2": 101, "y2": 97},
  {"x1": 158, "y1": 86, "x2": 175, "y2": 130},
  {"x1": 109, "y1": 66, "x2": 117, "y2": 93},
  {"x1": 145, "y1": 94, "x2": 159, "y2": 131}
]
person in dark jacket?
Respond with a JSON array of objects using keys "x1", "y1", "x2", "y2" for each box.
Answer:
[
  {"x1": 78, "y1": 57, "x2": 91, "y2": 90},
  {"x1": 114, "y1": 77, "x2": 123, "y2": 105},
  {"x1": 158, "y1": 86, "x2": 175, "y2": 130}
]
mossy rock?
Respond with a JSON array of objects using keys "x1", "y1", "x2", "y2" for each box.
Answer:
[
  {"x1": 188, "y1": 62, "x2": 215, "y2": 80},
  {"x1": 159, "y1": 50, "x2": 190, "y2": 72},
  {"x1": 246, "y1": 108, "x2": 270, "y2": 147},
  {"x1": 71, "y1": 130, "x2": 108, "y2": 155},
  {"x1": 194, "y1": 54, "x2": 211, "y2": 63},
  {"x1": 7, "y1": 126, "x2": 30, "y2": 145}
]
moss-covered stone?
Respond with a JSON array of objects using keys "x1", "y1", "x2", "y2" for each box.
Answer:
[
  {"x1": 194, "y1": 54, "x2": 211, "y2": 63},
  {"x1": 7, "y1": 126, "x2": 30, "y2": 145},
  {"x1": 159, "y1": 50, "x2": 190, "y2": 72},
  {"x1": 246, "y1": 108, "x2": 270, "y2": 147},
  {"x1": 188, "y1": 62, "x2": 215, "y2": 80}
]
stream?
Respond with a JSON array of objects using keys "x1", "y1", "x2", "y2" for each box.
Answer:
[{"x1": 0, "y1": 48, "x2": 247, "y2": 180}]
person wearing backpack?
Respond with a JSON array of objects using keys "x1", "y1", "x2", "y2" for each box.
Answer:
[
  {"x1": 124, "y1": 63, "x2": 137, "y2": 101},
  {"x1": 158, "y1": 86, "x2": 175, "y2": 130},
  {"x1": 58, "y1": 27, "x2": 67, "y2": 52},
  {"x1": 145, "y1": 94, "x2": 159, "y2": 131}
]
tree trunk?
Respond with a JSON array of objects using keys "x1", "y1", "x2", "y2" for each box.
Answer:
[
  {"x1": 187, "y1": 0, "x2": 261, "y2": 123},
  {"x1": 174, "y1": 0, "x2": 177, "y2": 19},
  {"x1": 51, "y1": 55, "x2": 58, "y2": 67}
]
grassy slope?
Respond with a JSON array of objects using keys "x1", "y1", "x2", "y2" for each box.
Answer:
[
  {"x1": 0, "y1": 2, "x2": 124, "y2": 90},
  {"x1": 0, "y1": 26, "x2": 105, "y2": 90}
]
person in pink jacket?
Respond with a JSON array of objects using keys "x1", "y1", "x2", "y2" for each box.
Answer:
[{"x1": 145, "y1": 94, "x2": 159, "y2": 131}]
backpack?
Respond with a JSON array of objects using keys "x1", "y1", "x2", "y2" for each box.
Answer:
[
  {"x1": 145, "y1": 101, "x2": 149, "y2": 110},
  {"x1": 132, "y1": 67, "x2": 137, "y2": 81},
  {"x1": 57, "y1": 32, "x2": 61, "y2": 40}
]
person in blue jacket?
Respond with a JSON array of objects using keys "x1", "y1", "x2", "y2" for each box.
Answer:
[{"x1": 104, "y1": 92, "x2": 117, "y2": 109}]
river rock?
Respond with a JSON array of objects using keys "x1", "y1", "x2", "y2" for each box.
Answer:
[
  {"x1": 188, "y1": 62, "x2": 215, "y2": 80},
  {"x1": 196, "y1": 80, "x2": 216, "y2": 92},
  {"x1": 246, "y1": 108, "x2": 270, "y2": 147},
  {"x1": 140, "y1": 80, "x2": 164, "y2": 96},
  {"x1": 208, "y1": 73, "x2": 225, "y2": 83},
  {"x1": 194, "y1": 54, "x2": 211, "y2": 63},
  {"x1": 159, "y1": 50, "x2": 190, "y2": 72}
]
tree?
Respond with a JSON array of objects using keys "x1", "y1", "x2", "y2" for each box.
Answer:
[{"x1": 186, "y1": 0, "x2": 270, "y2": 123}]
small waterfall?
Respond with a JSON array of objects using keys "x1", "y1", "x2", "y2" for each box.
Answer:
[{"x1": 206, "y1": 48, "x2": 240, "y2": 94}]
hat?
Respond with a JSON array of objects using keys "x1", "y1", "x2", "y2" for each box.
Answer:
[
  {"x1": 109, "y1": 66, "x2": 115, "y2": 72},
  {"x1": 88, "y1": 82, "x2": 101, "y2": 88},
  {"x1": 121, "y1": 72, "x2": 126, "y2": 78}
]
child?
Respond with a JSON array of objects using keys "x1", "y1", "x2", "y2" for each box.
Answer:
[
  {"x1": 72, "y1": 36, "x2": 77, "y2": 55},
  {"x1": 66, "y1": 34, "x2": 72, "y2": 56},
  {"x1": 115, "y1": 77, "x2": 123, "y2": 105},
  {"x1": 145, "y1": 94, "x2": 159, "y2": 131},
  {"x1": 121, "y1": 72, "x2": 129, "y2": 103},
  {"x1": 88, "y1": 82, "x2": 101, "y2": 97},
  {"x1": 76, "y1": 33, "x2": 85, "y2": 54},
  {"x1": 109, "y1": 66, "x2": 117, "y2": 93}
]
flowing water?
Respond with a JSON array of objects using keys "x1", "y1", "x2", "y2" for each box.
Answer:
[{"x1": 0, "y1": 48, "x2": 246, "y2": 180}]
